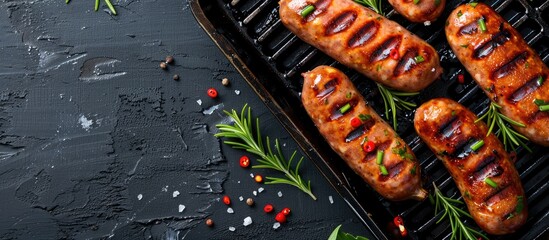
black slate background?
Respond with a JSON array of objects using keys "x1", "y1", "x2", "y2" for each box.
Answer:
[{"x1": 0, "y1": 0, "x2": 372, "y2": 239}]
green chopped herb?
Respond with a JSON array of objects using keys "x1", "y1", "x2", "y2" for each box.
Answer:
[
  {"x1": 540, "y1": 105, "x2": 549, "y2": 112},
  {"x1": 435, "y1": 0, "x2": 441, "y2": 6},
  {"x1": 379, "y1": 165, "x2": 388, "y2": 175},
  {"x1": 446, "y1": 20, "x2": 450, "y2": 27},
  {"x1": 376, "y1": 64, "x2": 382, "y2": 71},
  {"x1": 506, "y1": 213, "x2": 515, "y2": 219},
  {"x1": 376, "y1": 150, "x2": 384, "y2": 165},
  {"x1": 469, "y1": 2, "x2": 478, "y2": 7},
  {"x1": 414, "y1": 55, "x2": 425, "y2": 63},
  {"x1": 396, "y1": 141, "x2": 401, "y2": 146},
  {"x1": 536, "y1": 76, "x2": 544, "y2": 86},
  {"x1": 360, "y1": 136, "x2": 368, "y2": 145},
  {"x1": 464, "y1": 190, "x2": 471, "y2": 199},
  {"x1": 451, "y1": 110, "x2": 456, "y2": 116},
  {"x1": 377, "y1": 16, "x2": 382, "y2": 21},
  {"x1": 358, "y1": 114, "x2": 371, "y2": 122},
  {"x1": 384, "y1": 129, "x2": 388, "y2": 136},
  {"x1": 346, "y1": 92, "x2": 352, "y2": 99},
  {"x1": 515, "y1": 196, "x2": 524, "y2": 213},
  {"x1": 457, "y1": 10, "x2": 463, "y2": 17},
  {"x1": 324, "y1": 98, "x2": 329, "y2": 105},
  {"x1": 470, "y1": 140, "x2": 485, "y2": 152},
  {"x1": 300, "y1": 5, "x2": 315, "y2": 18},
  {"x1": 339, "y1": 103, "x2": 351, "y2": 114},
  {"x1": 478, "y1": 18, "x2": 487, "y2": 32},
  {"x1": 484, "y1": 177, "x2": 498, "y2": 188},
  {"x1": 525, "y1": 62, "x2": 529, "y2": 68},
  {"x1": 413, "y1": 0, "x2": 420, "y2": 4},
  {"x1": 460, "y1": 44, "x2": 469, "y2": 48},
  {"x1": 392, "y1": 146, "x2": 414, "y2": 160},
  {"x1": 410, "y1": 165, "x2": 416, "y2": 175},
  {"x1": 534, "y1": 99, "x2": 546, "y2": 106},
  {"x1": 485, "y1": 86, "x2": 493, "y2": 92}
]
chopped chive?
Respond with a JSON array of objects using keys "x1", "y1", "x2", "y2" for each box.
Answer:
[
  {"x1": 515, "y1": 196, "x2": 524, "y2": 213},
  {"x1": 379, "y1": 165, "x2": 388, "y2": 175},
  {"x1": 413, "y1": 0, "x2": 420, "y2": 4},
  {"x1": 457, "y1": 10, "x2": 463, "y2": 17},
  {"x1": 410, "y1": 165, "x2": 417, "y2": 175},
  {"x1": 534, "y1": 99, "x2": 546, "y2": 106},
  {"x1": 339, "y1": 103, "x2": 351, "y2": 114},
  {"x1": 95, "y1": 0, "x2": 99, "y2": 11},
  {"x1": 346, "y1": 92, "x2": 352, "y2": 99},
  {"x1": 376, "y1": 150, "x2": 384, "y2": 165},
  {"x1": 536, "y1": 76, "x2": 544, "y2": 86},
  {"x1": 469, "y1": 2, "x2": 478, "y2": 7},
  {"x1": 104, "y1": 0, "x2": 117, "y2": 15},
  {"x1": 435, "y1": 0, "x2": 441, "y2": 6},
  {"x1": 470, "y1": 140, "x2": 485, "y2": 152},
  {"x1": 358, "y1": 114, "x2": 371, "y2": 121},
  {"x1": 300, "y1": 5, "x2": 315, "y2": 18},
  {"x1": 460, "y1": 44, "x2": 469, "y2": 48},
  {"x1": 360, "y1": 137, "x2": 368, "y2": 145},
  {"x1": 414, "y1": 55, "x2": 425, "y2": 63},
  {"x1": 478, "y1": 18, "x2": 487, "y2": 32},
  {"x1": 484, "y1": 177, "x2": 498, "y2": 188},
  {"x1": 540, "y1": 105, "x2": 549, "y2": 111}
]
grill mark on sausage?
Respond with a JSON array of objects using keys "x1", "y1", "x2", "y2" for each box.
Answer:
[
  {"x1": 458, "y1": 16, "x2": 487, "y2": 35},
  {"x1": 347, "y1": 21, "x2": 378, "y2": 48},
  {"x1": 451, "y1": 137, "x2": 476, "y2": 159},
  {"x1": 369, "y1": 36, "x2": 401, "y2": 63},
  {"x1": 471, "y1": 155, "x2": 504, "y2": 181},
  {"x1": 330, "y1": 99, "x2": 358, "y2": 120},
  {"x1": 508, "y1": 74, "x2": 545, "y2": 103},
  {"x1": 473, "y1": 30, "x2": 511, "y2": 59},
  {"x1": 393, "y1": 49, "x2": 419, "y2": 77},
  {"x1": 528, "y1": 111, "x2": 549, "y2": 124},
  {"x1": 304, "y1": 0, "x2": 331, "y2": 22},
  {"x1": 379, "y1": 161, "x2": 404, "y2": 181},
  {"x1": 485, "y1": 185, "x2": 512, "y2": 207},
  {"x1": 344, "y1": 118, "x2": 376, "y2": 142},
  {"x1": 492, "y1": 52, "x2": 528, "y2": 80},
  {"x1": 325, "y1": 11, "x2": 357, "y2": 36},
  {"x1": 438, "y1": 116, "x2": 460, "y2": 139},
  {"x1": 316, "y1": 79, "x2": 339, "y2": 99},
  {"x1": 362, "y1": 140, "x2": 391, "y2": 162}
]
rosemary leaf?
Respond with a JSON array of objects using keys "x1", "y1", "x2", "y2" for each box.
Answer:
[{"x1": 476, "y1": 102, "x2": 531, "y2": 152}]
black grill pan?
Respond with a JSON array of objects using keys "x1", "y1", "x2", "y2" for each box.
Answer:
[{"x1": 190, "y1": 0, "x2": 549, "y2": 239}]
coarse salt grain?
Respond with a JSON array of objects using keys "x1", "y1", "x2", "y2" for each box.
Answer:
[
  {"x1": 137, "y1": 194, "x2": 143, "y2": 200},
  {"x1": 239, "y1": 196, "x2": 244, "y2": 201},
  {"x1": 278, "y1": 191, "x2": 283, "y2": 197},
  {"x1": 173, "y1": 191, "x2": 180, "y2": 198},
  {"x1": 250, "y1": 173, "x2": 254, "y2": 178},
  {"x1": 227, "y1": 207, "x2": 234, "y2": 214},
  {"x1": 253, "y1": 191, "x2": 257, "y2": 196},
  {"x1": 234, "y1": 90, "x2": 241, "y2": 95},
  {"x1": 243, "y1": 216, "x2": 252, "y2": 226},
  {"x1": 178, "y1": 204, "x2": 186, "y2": 213},
  {"x1": 229, "y1": 227, "x2": 236, "y2": 232},
  {"x1": 258, "y1": 187, "x2": 264, "y2": 193},
  {"x1": 197, "y1": 99, "x2": 202, "y2": 106},
  {"x1": 424, "y1": 21, "x2": 431, "y2": 26},
  {"x1": 329, "y1": 195, "x2": 334, "y2": 204},
  {"x1": 273, "y1": 222, "x2": 281, "y2": 230}
]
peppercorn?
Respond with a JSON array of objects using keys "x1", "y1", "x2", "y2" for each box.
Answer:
[
  {"x1": 222, "y1": 77, "x2": 230, "y2": 86},
  {"x1": 246, "y1": 198, "x2": 254, "y2": 206},
  {"x1": 159, "y1": 62, "x2": 167, "y2": 70},
  {"x1": 165, "y1": 56, "x2": 174, "y2": 64},
  {"x1": 205, "y1": 218, "x2": 214, "y2": 227},
  {"x1": 207, "y1": 88, "x2": 218, "y2": 98},
  {"x1": 173, "y1": 74, "x2": 179, "y2": 81}
]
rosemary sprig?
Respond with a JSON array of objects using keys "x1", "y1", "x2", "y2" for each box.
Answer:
[
  {"x1": 475, "y1": 102, "x2": 531, "y2": 152},
  {"x1": 377, "y1": 84, "x2": 419, "y2": 130},
  {"x1": 431, "y1": 183, "x2": 489, "y2": 240},
  {"x1": 215, "y1": 104, "x2": 317, "y2": 200},
  {"x1": 66, "y1": 0, "x2": 117, "y2": 15},
  {"x1": 354, "y1": 0, "x2": 383, "y2": 15}
]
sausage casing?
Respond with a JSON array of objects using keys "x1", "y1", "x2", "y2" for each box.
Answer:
[
  {"x1": 387, "y1": 0, "x2": 445, "y2": 23},
  {"x1": 301, "y1": 65, "x2": 427, "y2": 201},
  {"x1": 279, "y1": 0, "x2": 442, "y2": 92},
  {"x1": 445, "y1": 3, "x2": 549, "y2": 146},
  {"x1": 414, "y1": 98, "x2": 527, "y2": 235}
]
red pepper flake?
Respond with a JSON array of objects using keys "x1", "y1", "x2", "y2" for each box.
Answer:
[
  {"x1": 281, "y1": 207, "x2": 291, "y2": 216},
  {"x1": 390, "y1": 48, "x2": 400, "y2": 60},
  {"x1": 239, "y1": 155, "x2": 250, "y2": 168},
  {"x1": 264, "y1": 204, "x2": 274, "y2": 213},
  {"x1": 222, "y1": 195, "x2": 231, "y2": 205},
  {"x1": 254, "y1": 175, "x2": 263, "y2": 183},
  {"x1": 362, "y1": 141, "x2": 376, "y2": 153},
  {"x1": 457, "y1": 74, "x2": 465, "y2": 84},
  {"x1": 350, "y1": 117, "x2": 362, "y2": 128},
  {"x1": 275, "y1": 212, "x2": 287, "y2": 223},
  {"x1": 207, "y1": 88, "x2": 218, "y2": 98},
  {"x1": 393, "y1": 215, "x2": 408, "y2": 237}
]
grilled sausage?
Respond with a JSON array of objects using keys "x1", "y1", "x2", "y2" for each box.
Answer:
[
  {"x1": 387, "y1": 0, "x2": 445, "y2": 23},
  {"x1": 279, "y1": 0, "x2": 442, "y2": 92},
  {"x1": 414, "y1": 98, "x2": 527, "y2": 235},
  {"x1": 445, "y1": 3, "x2": 549, "y2": 146},
  {"x1": 301, "y1": 65, "x2": 427, "y2": 201}
]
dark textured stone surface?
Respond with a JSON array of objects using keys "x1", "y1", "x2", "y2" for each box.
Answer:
[{"x1": 0, "y1": 0, "x2": 372, "y2": 239}]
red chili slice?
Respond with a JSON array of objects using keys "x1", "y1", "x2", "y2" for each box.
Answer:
[
  {"x1": 281, "y1": 207, "x2": 291, "y2": 216},
  {"x1": 393, "y1": 216, "x2": 408, "y2": 237},
  {"x1": 275, "y1": 212, "x2": 287, "y2": 223},
  {"x1": 223, "y1": 195, "x2": 231, "y2": 205},
  {"x1": 207, "y1": 88, "x2": 218, "y2": 98},
  {"x1": 457, "y1": 74, "x2": 465, "y2": 84},
  {"x1": 264, "y1": 204, "x2": 274, "y2": 213},
  {"x1": 239, "y1": 155, "x2": 250, "y2": 168},
  {"x1": 350, "y1": 117, "x2": 362, "y2": 128},
  {"x1": 363, "y1": 141, "x2": 376, "y2": 153}
]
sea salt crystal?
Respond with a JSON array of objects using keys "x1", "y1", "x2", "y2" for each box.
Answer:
[
  {"x1": 239, "y1": 196, "x2": 244, "y2": 201},
  {"x1": 178, "y1": 204, "x2": 186, "y2": 213},
  {"x1": 250, "y1": 173, "x2": 254, "y2": 178},
  {"x1": 273, "y1": 222, "x2": 281, "y2": 230},
  {"x1": 229, "y1": 227, "x2": 236, "y2": 232},
  {"x1": 137, "y1": 194, "x2": 143, "y2": 200},
  {"x1": 243, "y1": 216, "x2": 252, "y2": 226},
  {"x1": 253, "y1": 191, "x2": 257, "y2": 196},
  {"x1": 234, "y1": 90, "x2": 241, "y2": 95},
  {"x1": 258, "y1": 187, "x2": 264, "y2": 193},
  {"x1": 424, "y1": 21, "x2": 431, "y2": 26},
  {"x1": 173, "y1": 191, "x2": 180, "y2": 198},
  {"x1": 227, "y1": 207, "x2": 234, "y2": 214},
  {"x1": 329, "y1": 195, "x2": 334, "y2": 204},
  {"x1": 277, "y1": 191, "x2": 283, "y2": 197},
  {"x1": 197, "y1": 99, "x2": 202, "y2": 105}
]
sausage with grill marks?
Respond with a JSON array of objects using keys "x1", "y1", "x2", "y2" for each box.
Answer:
[
  {"x1": 279, "y1": 0, "x2": 442, "y2": 92},
  {"x1": 302, "y1": 65, "x2": 427, "y2": 201},
  {"x1": 414, "y1": 98, "x2": 527, "y2": 235},
  {"x1": 388, "y1": 0, "x2": 445, "y2": 23},
  {"x1": 445, "y1": 3, "x2": 549, "y2": 146}
]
